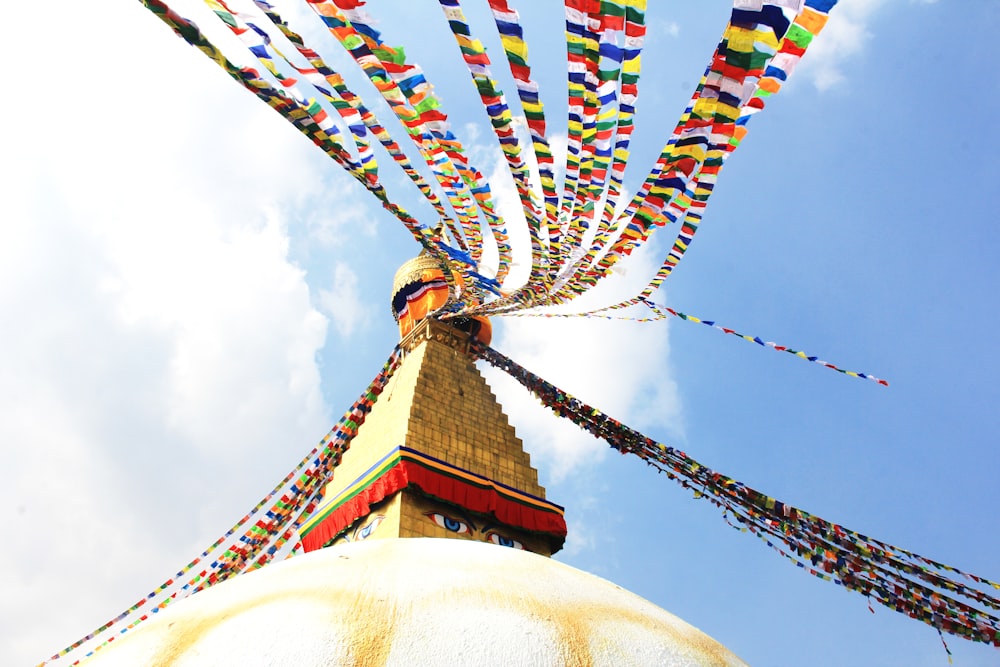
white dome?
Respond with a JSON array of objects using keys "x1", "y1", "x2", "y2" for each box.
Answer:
[{"x1": 85, "y1": 538, "x2": 747, "y2": 666}]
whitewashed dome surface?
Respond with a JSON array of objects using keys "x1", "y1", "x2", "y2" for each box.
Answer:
[{"x1": 84, "y1": 538, "x2": 748, "y2": 666}]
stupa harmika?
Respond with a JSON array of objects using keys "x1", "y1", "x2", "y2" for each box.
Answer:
[{"x1": 82, "y1": 255, "x2": 747, "y2": 666}]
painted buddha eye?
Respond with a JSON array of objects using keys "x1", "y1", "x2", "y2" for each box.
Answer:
[
  {"x1": 426, "y1": 511, "x2": 470, "y2": 534},
  {"x1": 355, "y1": 515, "x2": 385, "y2": 540},
  {"x1": 486, "y1": 532, "x2": 524, "y2": 550}
]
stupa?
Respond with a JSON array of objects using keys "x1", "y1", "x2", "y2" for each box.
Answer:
[{"x1": 81, "y1": 253, "x2": 748, "y2": 666}]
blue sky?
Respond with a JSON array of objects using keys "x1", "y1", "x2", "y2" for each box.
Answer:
[{"x1": 2, "y1": 1, "x2": 998, "y2": 665}]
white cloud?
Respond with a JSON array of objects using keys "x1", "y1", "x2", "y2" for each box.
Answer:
[
  {"x1": 0, "y1": 4, "x2": 343, "y2": 665},
  {"x1": 318, "y1": 262, "x2": 373, "y2": 338},
  {"x1": 485, "y1": 304, "x2": 682, "y2": 480},
  {"x1": 477, "y1": 177, "x2": 681, "y2": 481},
  {"x1": 657, "y1": 20, "x2": 681, "y2": 38},
  {"x1": 561, "y1": 515, "x2": 597, "y2": 557},
  {"x1": 795, "y1": 0, "x2": 912, "y2": 92},
  {"x1": 302, "y1": 181, "x2": 376, "y2": 247}
]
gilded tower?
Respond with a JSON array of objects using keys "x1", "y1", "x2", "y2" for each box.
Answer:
[{"x1": 298, "y1": 254, "x2": 567, "y2": 556}]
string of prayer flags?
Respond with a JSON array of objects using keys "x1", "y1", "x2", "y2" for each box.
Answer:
[
  {"x1": 474, "y1": 341, "x2": 999, "y2": 647},
  {"x1": 559, "y1": 0, "x2": 601, "y2": 263},
  {"x1": 487, "y1": 0, "x2": 560, "y2": 244},
  {"x1": 304, "y1": 1, "x2": 484, "y2": 242},
  {"x1": 138, "y1": 0, "x2": 461, "y2": 299},
  {"x1": 494, "y1": 296, "x2": 888, "y2": 385},
  {"x1": 301, "y1": 0, "x2": 515, "y2": 300},
  {"x1": 625, "y1": 0, "x2": 843, "y2": 299},
  {"x1": 561, "y1": 0, "x2": 647, "y2": 272},
  {"x1": 558, "y1": 1, "x2": 806, "y2": 302},
  {"x1": 205, "y1": 0, "x2": 362, "y2": 176},
  {"x1": 324, "y1": 0, "x2": 511, "y2": 263},
  {"x1": 641, "y1": 299, "x2": 889, "y2": 385},
  {"x1": 252, "y1": 0, "x2": 456, "y2": 226},
  {"x1": 594, "y1": 1, "x2": 647, "y2": 237},
  {"x1": 436, "y1": 0, "x2": 546, "y2": 288}
]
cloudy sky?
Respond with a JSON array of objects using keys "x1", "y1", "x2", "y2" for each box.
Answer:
[{"x1": 3, "y1": 1, "x2": 999, "y2": 665}]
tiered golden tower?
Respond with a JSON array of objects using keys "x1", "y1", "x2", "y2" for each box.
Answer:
[{"x1": 298, "y1": 260, "x2": 566, "y2": 556}]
